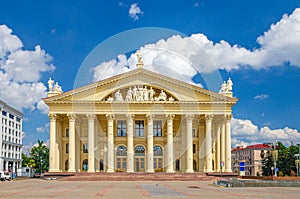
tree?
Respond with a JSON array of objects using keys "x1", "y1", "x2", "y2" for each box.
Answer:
[
  {"x1": 30, "y1": 140, "x2": 49, "y2": 173},
  {"x1": 262, "y1": 142, "x2": 299, "y2": 176}
]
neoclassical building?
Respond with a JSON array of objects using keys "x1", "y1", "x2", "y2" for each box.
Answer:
[{"x1": 43, "y1": 57, "x2": 237, "y2": 173}]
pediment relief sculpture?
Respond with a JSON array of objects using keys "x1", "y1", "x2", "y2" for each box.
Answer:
[{"x1": 106, "y1": 85, "x2": 176, "y2": 102}]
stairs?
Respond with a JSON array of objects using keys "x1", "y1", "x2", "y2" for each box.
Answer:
[{"x1": 59, "y1": 172, "x2": 217, "y2": 181}]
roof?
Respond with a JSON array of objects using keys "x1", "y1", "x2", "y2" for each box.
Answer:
[{"x1": 232, "y1": 143, "x2": 272, "y2": 152}]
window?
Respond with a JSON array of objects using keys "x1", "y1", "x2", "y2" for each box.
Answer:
[
  {"x1": 154, "y1": 146, "x2": 163, "y2": 156},
  {"x1": 134, "y1": 145, "x2": 145, "y2": 156},
  {"x1": 82, "y1": 159, "x2": 88, "y2": 171},
  {"x1": 116, "y1": 146, "x2": 127, "y2": 156},
  {"x1": 66, "y1": 128, "x2": 69, "y2": 137},
  {"x1": 9, "y1": 114, "x2": 14, "y2": 119},
  {"x1": 2, "y1": 111, "x2": 7, "y2": 116},
  {"x1": 153, "y1": 121, "x2": 162, "y2": 137},
  {"x1": 66, "y1": 143, "x2": 69, "y2": 153},
  {"x1": 193, "y1": 144, "x2": 196, "y2": 153},
  {"x1": 117, "y1": 120, "x2": 127, "y2": 136},
  {"x1": 83, "y1": 144, "x2": 88, "y2": 153},
  {"x1": 135, "y1": 121, "x2": 144, "y2": 137},
  {"x1": 192, "y1": 129, "x2": 196, "y2": 137}
]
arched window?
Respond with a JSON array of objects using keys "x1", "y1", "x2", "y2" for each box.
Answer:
[
  {"x1": 134, "y1": 146, "x2": 145, "y2": 156},
  {"x1": 82, "y1": 159, "x2": 88, "y2": 171},
  {"x1": 65, "y1": 159, "x2": 69, "y2": 171},
  {"x1": 154, "y1": 146, "x2": 163, "y2": 156},
  {"x1": 116, "y1": 146, "x2": 127, "y2": 172},
  {"x1": 153, "y1": 145, "x2": 163, "y2": 172},
  {"x1": 116, "y1": 146, "x2": 127, "y2": 156}
]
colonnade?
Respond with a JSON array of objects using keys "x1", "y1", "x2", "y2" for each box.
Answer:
[{"x1": 48, "y1": 113, "x2": 232, "y2": 173}]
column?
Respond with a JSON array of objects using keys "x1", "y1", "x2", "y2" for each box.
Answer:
[
  {"x1": 205, "y1": 115, "x2": 213, "y2": 172},
  {"x1": 220, "y1": 118, "x2": 225, "y2": 172},
  {"x1": 75, "y1": 119, "x2": 81, "y2": 172},
  {"x1": 127, "y1": 114, "x2": 134, "y2": 172},
  {"x1": 186, "y1": 114, "x2": 194, "y2": 173},
  {"x1": 106, "y1": 114, "x2": 115, "y2": 172},
  {"x1": 67, "y1": 114, "x2": 76, "y2": 172},
  {"x1": 225, "y1": 114, "x2": 232, "y2": 172},
  {"x1": 166, "y1": 114, "x2": 175, "y2": 173},
  {"x1": 49, "y1": 113, "x2": 58, "y2": 172},
  {"x1": 87, "y1": 114, "x2": 96, "y2": 172},
  {"x1": 146, "y1": 114, "x2": 154, "y2": 172},
  {"x1": 56, "y1": 117, "x2": 63, "y2": 171},
  {"x1": 215, "y1": 119, "x2": 221, "y2": 172},
  {"x1": 198, "y1": 118, "x2": 205, "y2": 172}
]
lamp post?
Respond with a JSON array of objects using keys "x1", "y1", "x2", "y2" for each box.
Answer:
[
  {"x1": 272, "y1": 142, "x2": 278, "y2": 177},
  {"x1": 297, "y1": 144, "x2": 300, "y2": 177}
]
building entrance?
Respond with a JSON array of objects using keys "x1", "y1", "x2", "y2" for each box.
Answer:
[{"x1": 134, "y1": 145, "x2": 145, "y2": 172}]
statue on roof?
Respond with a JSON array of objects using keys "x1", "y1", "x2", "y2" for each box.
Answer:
[
  {"x1": 136, "y1": 50, "x2": 144, "y2": 68},
  {"x1": 219, "y1": 78, "x2": 233, "y2": 97},
  {"x1": 48, "y1": 77, "x2": 54, "y2": 92}
]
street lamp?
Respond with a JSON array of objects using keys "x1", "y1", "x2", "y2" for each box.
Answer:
[
  {"x1": 272, "y1": 142, "x2": 278, "y2": 177},
  {"x1": 297, "y1": 144, "x2": 300, "y2": 177}
]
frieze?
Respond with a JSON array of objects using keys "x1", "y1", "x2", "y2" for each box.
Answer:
[{"x1": 106, "y1": 85, "x2": 176, "y2": 102}]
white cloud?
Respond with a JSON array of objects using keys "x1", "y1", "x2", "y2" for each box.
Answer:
[
  {"x1": 37, "y1": 100, "x2": 49, "y2": 114},
  {"x1": 254, "y1": 94, "x2": 269, "y2": 100},
  {"x1": 129, "y1": 3, "x2": 143, "y2": 21},
  {"x1": 231, "y1": 118, "x2": 300, "y2": 146},
  {"x1": 36, "y1": 123, "x2": 49, "y2": 133},
  {"x1": 93, "y1": 8, "x2": 300, "y2": 84},
  {"x1": 0, "y1": 25, "x2": 55, "y2": 112}
]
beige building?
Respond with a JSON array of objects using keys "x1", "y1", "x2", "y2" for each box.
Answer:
[
  {"x1": 232, "y1": 144, "x2": 272, "y2": 176},
  {"x1": 43, "y1": 57, "x2": 237, "y2": 173}
]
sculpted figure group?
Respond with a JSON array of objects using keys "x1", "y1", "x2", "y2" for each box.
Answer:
[
  {"x1": 108, "y1": 85, "x2": 174, "y2": 102},
  {"x1": 48, "y1": 77, "x2": 63, "y2": 93}
]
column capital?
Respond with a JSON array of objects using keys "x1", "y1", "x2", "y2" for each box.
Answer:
[
  {"x1": 87, "y1": 114, "x2": 96, "y2": 121},
  {"x1": 146, "y1": 114, "x2": 154, "y2": 121},
  {"x1": 166, "y1": 114, "x2": 175, "y2": 120},
  {"x1": 126, "y1": 114, "x2": 134, "y2": 121},
  {"x1": 67, "y1": 114, "x2": 76, "y2": 121},
  {"x1": 106, "y1": 114, "x2": 115, "y2": 122},
  {"x1": 185, "y1": 114, "x2": 194, "y2": 122},
  {"x1": 225, "y1": 114, "x2": 232, "y2": 122},
  {"x1": 48, "y1": 113, "x2": 57, "y2": 121},
  {"x1": 205, "y1": 114, "x2": 213, "y2": 122},
  {"x1": 199, "y1": 118, "x2": 205, "y2": 126}
]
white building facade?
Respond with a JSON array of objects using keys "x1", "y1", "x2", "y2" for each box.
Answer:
[
  {"x1": 44, "y1": 58, "x2": 237, "y2": 173},
  {"x1": 0, "y1": 100, "x2": 23, "y2": 173}
]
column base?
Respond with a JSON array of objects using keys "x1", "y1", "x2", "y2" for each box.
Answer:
[
  {"x1": 146, "y1": 169, "x2": 154, "y2": 173},
  {"x1": 166, "y1": 169, "x2": 175, "y2": 173},
  {"x1": 88, "y1": 169, "x2": 95, "y2": 173},
  {"x1": 205, "y1": 169, "x2": 213, "y2": 172},
  {"x1": 127, "y1": 169, "x2": 134, "y2": 173},
  {"x1": 185, "y1": 169, "x2": 194, "y2": 173},
  {"x1": 107, "y1": 169, "x2": 115, "y2": 173},
  {"x1": 68, "y1": 169, "x2": 76, "y2": 172}
]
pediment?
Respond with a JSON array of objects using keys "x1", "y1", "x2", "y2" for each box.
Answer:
[{"x1": 43, "y1": 68, "x2": 237, "y2": 104}]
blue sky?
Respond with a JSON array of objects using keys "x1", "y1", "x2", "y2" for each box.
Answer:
[{"x1": 0, "y1": 0, "x2": 300, "y2": 151}]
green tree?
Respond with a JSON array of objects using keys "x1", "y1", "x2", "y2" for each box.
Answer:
[
  {"x1": 30, "y1": 140, "x2": 49, "y2": 173},
  {"x1": 262, "y1": 142, "x2": 299, "y2": 176}
]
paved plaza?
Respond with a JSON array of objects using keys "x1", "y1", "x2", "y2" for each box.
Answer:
[{"x1": 1, "y1": 179, "x2": 300, "y2": 199}]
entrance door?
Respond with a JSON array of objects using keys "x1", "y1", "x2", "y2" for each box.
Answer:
[
  {"x1": 134, "y1": 145, "x2": 146, "y2": 172},
  {"x1": 116, "y1": 158, "x2": 127, "y2": 172},
  {"x1": 135, "y1": 158, "x2": 145, "y2": 172}
]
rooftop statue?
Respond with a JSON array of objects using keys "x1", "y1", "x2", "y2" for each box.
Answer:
[
  {"x1": 219, "y1": 78, "x2": 233, "y2": 97},
  {"x1": 136, "y1": 50, "x2": 144, "y2": 68}
]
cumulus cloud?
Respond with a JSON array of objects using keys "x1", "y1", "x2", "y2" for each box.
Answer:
[
  {"x1": 254, "y1": 94, "x2": 269, "y2": 100},
  {"x1": 93, "y1": 8, "x2": 300, "y2": 85},
  {"x1": 36, "y1": 122, "x2": 49, "y2": 133},
  {"x1": 231, "y1": 118, "x2": 300, "y2": 146},
  {"x1": 129, "y1": 3, "x2": 143, "y2": 21},
  {"x1": 0, "y1": 25, "x2": 54, "y2": 112}
]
